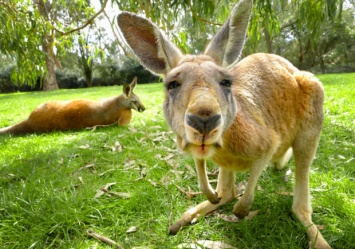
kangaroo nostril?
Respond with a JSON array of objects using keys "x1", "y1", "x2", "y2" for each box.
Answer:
[{"x1": 186, "y1": 114, "x2": 221, "y2": 134}]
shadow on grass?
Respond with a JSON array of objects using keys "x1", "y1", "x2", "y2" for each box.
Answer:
[
  {"x1": 1, "y1": 115, "x2": 354, "y2": 248},
  {"x1": 0, "y1": 123, "x2": 176, "y2": 247}
]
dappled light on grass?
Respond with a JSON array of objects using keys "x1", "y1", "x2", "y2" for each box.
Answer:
[
  {"x1": 0, "y1": 77, "x2": 355, "y2": 248},
  {"x1": 178, "y1": 240, "x2": 238, "y2": 249}
]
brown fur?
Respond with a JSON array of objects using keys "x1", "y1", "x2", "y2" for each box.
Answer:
[
  {"x1": 0, "y1": 77, "x2": 145, "y2": 135},
  {"x1": 117, "y1": 0, "x2": 330, "y2": 248}
]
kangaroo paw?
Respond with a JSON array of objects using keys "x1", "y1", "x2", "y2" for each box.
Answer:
[
  {"x1": 206, "y1": 191, "x2": 222, "y2": 204},
  {"x1": 169, "y1": 218, "x2": 192, "y2": 235},
  {"x1": 233, "y1": 199, "x2": 252, "y2": 218}
]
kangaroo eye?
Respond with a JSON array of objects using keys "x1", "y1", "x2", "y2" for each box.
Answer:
[
  {"x1": 220, "y1": 79, "x2": 232, "y2": 87},
  {"x1": 167, "y1": 81, "x2": 181, "y2": 90}
]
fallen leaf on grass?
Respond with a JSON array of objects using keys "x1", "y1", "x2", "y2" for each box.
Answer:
[
  {"x1": 154, "y1": 154, "x2": 162, "y2": 160},
  {"x1": 124, "y1": 159, "x2": 136, "y2": 168},
  {"x1": 147, "y1": 125, "x2": 162, "y2": 130},
  {"x1": 98, "y1": 169, "x2": 115, "y2": 177},
  {"x1": 148, "y1": 179, "x2": 158, "y2": 187},
  {"x1": 79, "y1": 163, "x2": 95, "y2": 171},
  {"x1": 126, "y1": 226, "x2": 137, "y2": 234},
  {"x1": 169, "y1": 162, "x2": 182, "y2": 181},
  {"x1": 87, "y1": 229, "x2": 123, "y2": 249},
  {"x1": 148, "y1": 131, "x2": 174, "y2": 144},
  {"x1": 244, "y1": 210, "x2": 260, "y2": 221},
  {"x1": 95, "y1": 182, "x2": 116, "y2": 198},
  {"x1": 134, "y1": 167, "x2": 147, "y2": 181},
  {"x1": 277, "y1": 191, "x2": 294, "y2": 196},
  {"x1": 112, "y1": 141, "x2": 122, "y2": 153},
  {"x1": 178, "y1": 240, "x2": 237, "y2": 249},
  {"x1": 102, "y1": 190, "x2": 130, "y2": 199},
  {"x1": 174, "y1": 184, "x2": 202, "y2": 200},
  {"x1": 78, "y1": 177, "x2": 84, "y2": 184},
  {"x1": 217, "y1": 213, "x2": 239, "y2": 223},
  {"x1": 164, "y1": 153, "x2": 175, "y2": 161},
  {"x1": 79, "y1": 144, "x2": 90, "y2": 149},
  {"x1": 129, "y1": 127, "x2": 138, "y2": 133},
  {"x1": 185, "y1": 164, "x2": 196, "y2": 176},
  {"x1": 337, "y1": 154, "x2": 346, "y2": 160}
]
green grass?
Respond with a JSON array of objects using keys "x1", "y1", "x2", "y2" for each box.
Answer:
[{"x1": 0, "y1": 74, "x2": 354, "y2": 249}]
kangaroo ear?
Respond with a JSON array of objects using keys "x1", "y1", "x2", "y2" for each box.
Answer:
[
  {"x1": 204, "y1": 0, "x2": 252, "y2": 67},
  {"x1": 130, "y1": 76, "x2": 137, "y2": 90},
  {"x1": 123, "y1": 84, "x2": 131, "y2": 97},
  {"x1": 117, "y1": 13, "x2": 183, "y2": 75}
]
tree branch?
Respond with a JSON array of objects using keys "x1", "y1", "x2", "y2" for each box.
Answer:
[
  {"x1": 186, "y1": 0, "x2": 222, "y2": 26},
  {"x1": 280, "y1": 19, "x2": 298, "y2": 31},
  {"x1": 103, "y1": 10, "x2": 130, "y2": 57},
  {"x1": 54, "y1": 0, "x2": 109, "y2": 36}
]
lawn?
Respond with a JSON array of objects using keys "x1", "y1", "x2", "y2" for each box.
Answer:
[{"x1": 0, "y1": 73, "x2": 354, "y2": 248}]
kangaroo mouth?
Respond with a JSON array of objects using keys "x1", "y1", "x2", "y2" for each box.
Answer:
[{"x1": 180, "y1": 137, "x2": 222, "y2": 158}]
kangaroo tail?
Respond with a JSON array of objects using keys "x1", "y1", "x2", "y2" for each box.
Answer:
[{"x1": 0, "y1": 120, "x2": 33, "y2": 135}]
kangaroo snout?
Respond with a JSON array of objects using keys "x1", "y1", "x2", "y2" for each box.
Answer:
[
  {"x1": 138, "y1": 105, "x2": 145, "y2": 112},
  {"x1": 186, "y1": 114, "x2": 221, "y2": 134},
  {"x1": 185, "y1": 111, "x2": 224, "y2": 147}
]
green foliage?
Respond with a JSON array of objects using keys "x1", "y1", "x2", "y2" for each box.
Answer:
[
  {"x1": 0, "y1": 0, "x2": 352, "y2": 91},
  {"x1": 0, "y1": 0, "x2": 48, "y2": 85},
  {"x1": 0, "y1": 65, "x2": 42, "y2": 93},
  {"x1": 0, "y1": 0, "x2": 107, "y2": 89},
  {"x1": 0, "y1": 56, "x2": 158, "y2": 92},
  {"x1": 0, "y1": 67, "x2": 86, "y2": 93},
  {"x1": 0, "y1": 73, "x2": 354, "y2": 248}
]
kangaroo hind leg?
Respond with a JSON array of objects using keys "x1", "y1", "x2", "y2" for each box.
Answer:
[{"x1": 292, "y1": 131, "x2": 330, "y2": 249}]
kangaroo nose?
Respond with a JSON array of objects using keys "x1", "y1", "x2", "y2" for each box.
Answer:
[
  {"x1": 138, "y1": 106, "x2": 145, "y2": 112},
  {"x1": 186, "y1": 114, "x2": 221, "y2": 134}
]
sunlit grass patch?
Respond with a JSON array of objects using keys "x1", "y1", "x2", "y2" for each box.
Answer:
[{"x1": 0, "y1": 74, "x2": 354, "y2": 248}]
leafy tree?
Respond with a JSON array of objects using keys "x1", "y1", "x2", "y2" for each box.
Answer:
[
  {"x1": 77, "y1": 34, "x2": 94, "y2": 87},
  {"x1": 0, "y1": 0, "x2": 47, "y2": 85},
  {"x1": 0, "y1": 0, "x2": 108, "y2": 91},
  {"x1": 0, "y1": 0, "x2": 348, "y2": 92}
]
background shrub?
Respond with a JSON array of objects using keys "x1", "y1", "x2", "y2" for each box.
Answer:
[{"x1": 0, "y1": 57, "x2": 159, "y2": 93}]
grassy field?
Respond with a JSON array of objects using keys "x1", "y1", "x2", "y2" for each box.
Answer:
[{"x1": 0, "y1": 73, "x2": 354, "y2": 249}]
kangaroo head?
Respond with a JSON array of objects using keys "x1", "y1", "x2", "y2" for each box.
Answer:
[
  {"x1": 121, "y1": 77, "x2": 145, "y2": 112},
  {"x1": 118, "y1": 0, "x2": 252, "y2": 158},
  {"x1": 162, "y1": 55, "x2": 237, "y2": 158}
]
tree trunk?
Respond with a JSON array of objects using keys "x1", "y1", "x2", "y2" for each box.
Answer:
[
  {"x1": 84, "y1": 62, "x2": 93, "y2": 87},
  {"x1": 34, "y1": 0, "x2": 59, "y2": 91},
  {"x1": 42, "y1": 35, "x2": 59, "y2": 91},
  {"x1": 319, "y1": 55, "x2": 326, "y2": 73},
  {"x1": 264, "y1": 27, "x2": 273, "y2": 53},
  {"x1": 78, "y1": 38, "x2": 93, "y2": 87}
]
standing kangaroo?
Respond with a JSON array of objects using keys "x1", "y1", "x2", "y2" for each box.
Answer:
[
  {"x1": 117, "y1": 0, "x2": 331, "y2": 248},
  {"x1": 0, "y1": 77, "x2": 145, "y2": 135}
]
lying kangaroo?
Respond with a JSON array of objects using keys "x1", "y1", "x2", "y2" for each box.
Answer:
[
  {"x1": 117, "y1": 0, "x2": 330, "y2": 248},
  {"x1": 0, "y1": 77, "x2": 145, "y2": 135}
]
